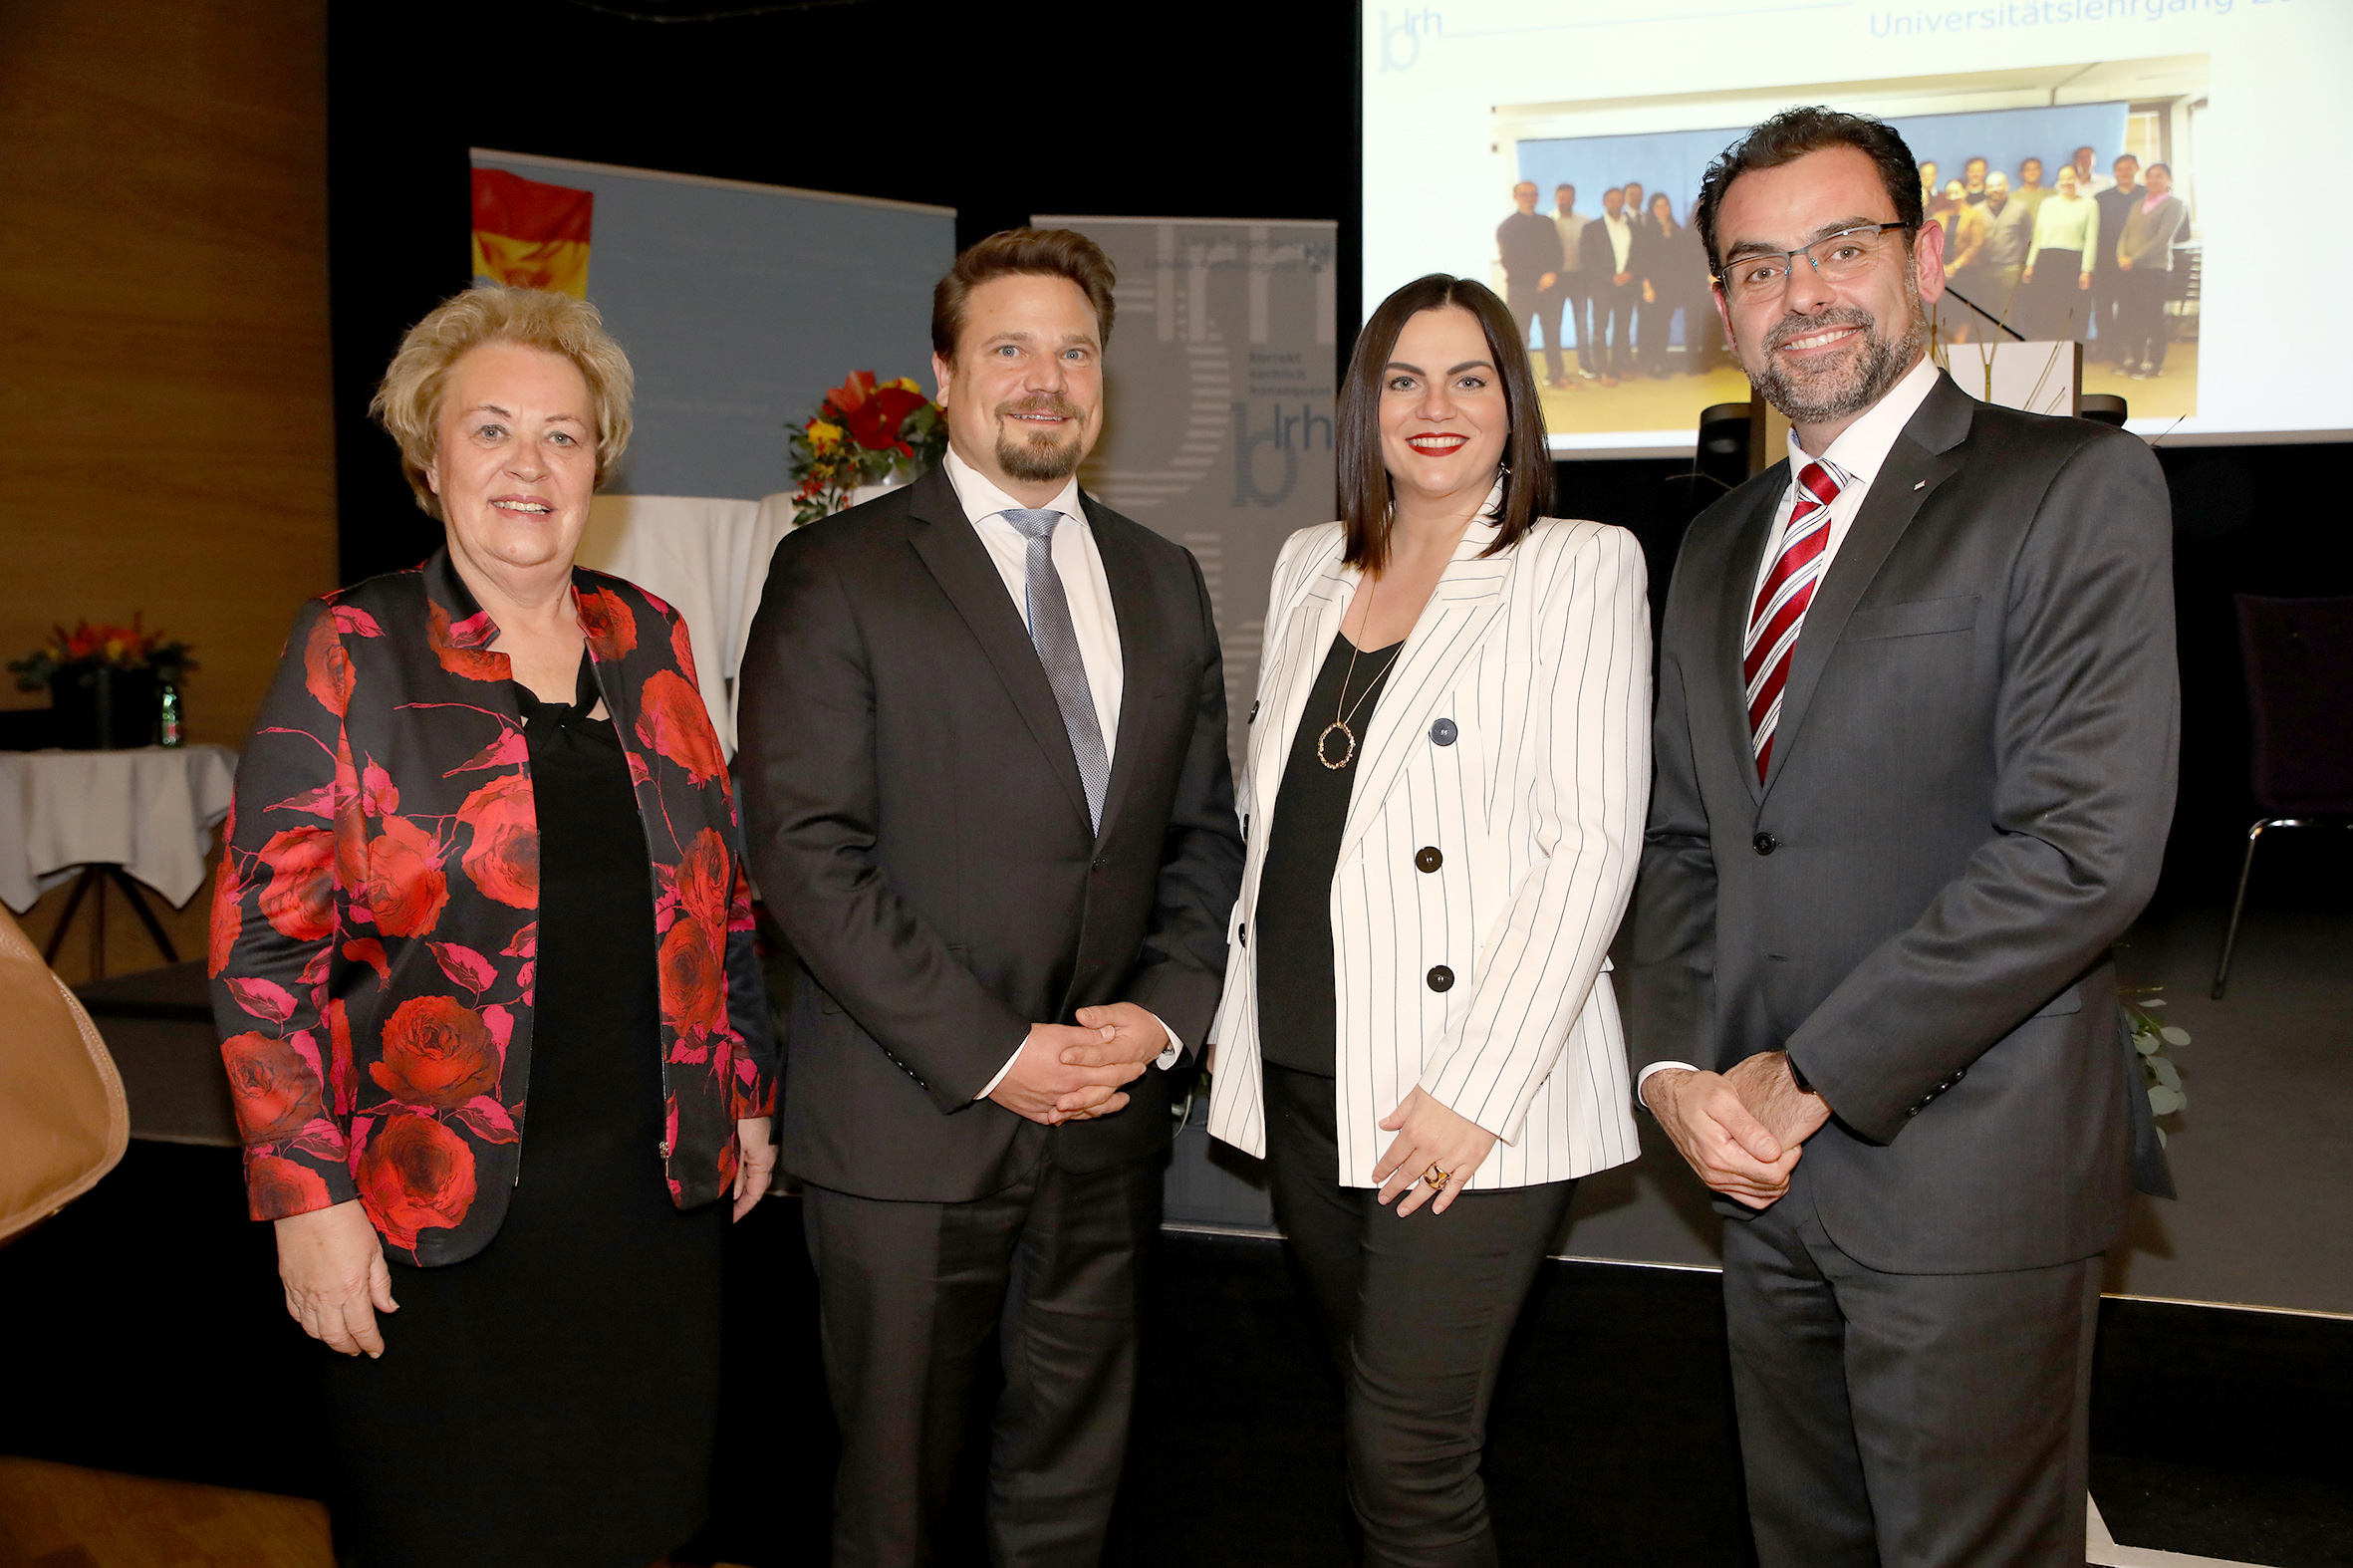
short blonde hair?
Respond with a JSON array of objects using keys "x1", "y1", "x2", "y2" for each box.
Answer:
[{"x1": 369, "y1": 287, "x2": 635, "y2": 518}]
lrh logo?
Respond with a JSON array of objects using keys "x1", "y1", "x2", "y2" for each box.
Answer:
[{"x1": 1378, "y1": 8, "x2": 1443, "y2": 72}]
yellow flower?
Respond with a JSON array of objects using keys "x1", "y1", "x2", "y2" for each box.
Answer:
[
  {"x1": 887, "y1": 377, "x2": 923, "y2": 395},
  {"x1": 807, "y1": 420, "x2": 845, "y2": 451}
]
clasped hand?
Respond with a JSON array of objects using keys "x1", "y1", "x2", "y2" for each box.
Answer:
[
  {"x1": 988, "y1": 1002, "x2": 1168, "y2": 1127},
  {"x1": 1644, "y1": 1050, "x2": 1827, "y2": 1209},
  {"x1": 1370, "y1": 1088, "x2": 1497, "y2": 1217}
]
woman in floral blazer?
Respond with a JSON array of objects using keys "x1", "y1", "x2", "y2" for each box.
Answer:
[{"x1": 211, "y1": 286, "x2": 776, "y2": 1567}]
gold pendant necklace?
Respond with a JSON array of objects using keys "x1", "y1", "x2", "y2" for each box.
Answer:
[{"x1": 1318, "y1": 577, "x2": 1406, "y2": 770}]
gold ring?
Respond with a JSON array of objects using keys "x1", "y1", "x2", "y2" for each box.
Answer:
[{"x1": 1426, "y1": 1165, "x2": 1450, "y2": 1189}]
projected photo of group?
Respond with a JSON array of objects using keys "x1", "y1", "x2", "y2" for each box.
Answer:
[{"x1": 1489, "y1": 57, "x2": 2204, "y2": 451}]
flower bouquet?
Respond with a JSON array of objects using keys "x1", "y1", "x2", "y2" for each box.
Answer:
[
  {"x1": 9, "y1": 617, "x2": 196, "y2": 749},
  {"x1": 786, "y1": 372, "x2": 947, "y2": 526}
]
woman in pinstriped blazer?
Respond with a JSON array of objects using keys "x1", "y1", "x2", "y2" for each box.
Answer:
[{"x1": 1204, "y1": 275, "x2": 1651, "y2": 1566}]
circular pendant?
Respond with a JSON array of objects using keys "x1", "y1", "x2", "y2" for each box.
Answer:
[{"x1": 1317, "y1": 720, "x2": 1357, "y2": 770}]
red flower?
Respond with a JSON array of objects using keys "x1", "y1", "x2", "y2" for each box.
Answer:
[
  {"x1": 371, "y1": 994, "x2": 503, "y2": 1108},
  {"x1": 357, "y1": 1113, "x2": 477, "y2": 1252},
  {"x1": 221, "y1": 1030, "x2": 326, "y2": 1142},
  {"x1": 256, "y1": 826, "x2": 336, "y2": 942},
  {"x1": 367, "y1": 816, "x2": 449, "y2": 937},
  {"x1": 669, "y1": 616, "x2": 699, "y2": 689},
  {"x1": 658, "y1": 916, "x2": 726, "y2": 1039},
  {"x1": 302, "y1": 613, "x2": 355, "y2": 716},
  {"x1": 246, "y1": 1154, "x2": 332, "y2": 1221},
  {"x1": 635, "y1": 669, "x2": 725, "y2": 784},
  {"x1": 674, "y1": 828, "x2": 731, "y2": 936},
  {"x1": 427, "y1": 599, "x2": 506, "y2": 682},
  {"x1": 827, "y1": 371, "x2": 878, "y2": 414},
  {"x1": 843, "y1": 384, "x2": 928, "y2": 455},
  {"x1": 456, "y1": 772, "x2": 538, "y2": 909},
  {"x1": 578, "y1": 586, "x2": 639, "y2": 662},
  {"x1": 209, "y1": 854, "x2": 245, "y2": 977}
]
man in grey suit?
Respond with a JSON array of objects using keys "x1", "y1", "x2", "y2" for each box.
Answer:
[
  {"x1": 1628, "y1": 108, "x2": 2177, "y2": 1566},
  {"x1": 739, "y1": 228, "x2": 1244, "y2": 1566}
]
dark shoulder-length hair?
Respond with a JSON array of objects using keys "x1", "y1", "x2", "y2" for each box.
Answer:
[{"x1": 1337, "y1": 274, "x2": 1553, "y2": 572}]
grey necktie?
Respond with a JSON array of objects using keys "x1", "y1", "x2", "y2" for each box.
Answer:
[{"x1": 1002, "y1": 508, "x2": 1110, "y2": 832}]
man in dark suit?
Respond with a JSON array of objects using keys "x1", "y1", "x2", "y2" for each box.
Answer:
[
  {"x1": 1580, "y1": 185, "x2": 1637, "y2": 385},
  {"x1": 739, "y1": 227, "x2": 1243, "y2": 1567},
  {"x1": 1496, "y1": 179, "x2": 1566, "y2": 386},
  {"x1": 1628, "y1": 108, "x2": 2177, "y2": 1566}
]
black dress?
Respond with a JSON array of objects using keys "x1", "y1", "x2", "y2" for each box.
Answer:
[
  {"x1": 1254, "y1": 631, "x2": 1401, "y2": 1075},
  {"x1": 321, "y1": 654, "x2": 726, "y2": 1568}
]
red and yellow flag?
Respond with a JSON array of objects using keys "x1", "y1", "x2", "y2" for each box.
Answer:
[{"x1": 470, "y1": 167, "x2": 594, "y2": 297}]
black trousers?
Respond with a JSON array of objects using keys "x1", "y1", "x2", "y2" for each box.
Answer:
[
  {"x1": 1505, "y1": 279, "x2": 1564, "y2": 384},
  {"x1": 1264, "y1": 1065, "x2": 1575, "y2": 1568},
  {"x1": 2111, "y1": 267, "x2": 2172, "y2": 370},
  {"x1": 804, "y1": 1154, "x2": 1164, "y2": 1568},
  {"x1": 1721, "y1": 1160, "x2": 2101, "y2": 1568},
  {"x1": 1587, "y1": 286, "x2": 1633, "y2": 378},
  {"x1": 1553, "y1": 282, "x2": 1588, "y2": 372}
]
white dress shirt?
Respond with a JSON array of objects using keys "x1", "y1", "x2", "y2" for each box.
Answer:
[
  {"x1": 941, "y1": 446, "x2": 1182, "y2": 1095},
  {"x1": 1638, "y1": 354, "x2": 1945, "y2": 1106},
  {"x1": 1601, "y1": 211, "x2": 1633, "y2": 273}
]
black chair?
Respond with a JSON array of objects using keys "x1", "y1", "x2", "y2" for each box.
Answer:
[{"x1": 2212, "y1": 594, "x2": 2353, "y2": 998}]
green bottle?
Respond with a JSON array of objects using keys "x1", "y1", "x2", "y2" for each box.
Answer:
[{"x1": 157, "y1": 679, "x2": 183, "y2": 748}]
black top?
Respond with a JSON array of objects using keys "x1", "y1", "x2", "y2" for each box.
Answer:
[
  {"x1": 1254, "y1": 631, "x2": 1404, "y2": 1076},
  {"x1": 520, "y1": 653, "x2": 665, "y2": 1205}
]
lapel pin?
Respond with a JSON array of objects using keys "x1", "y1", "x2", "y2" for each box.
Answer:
[{"x1": 1913, "y1": 479, "x2": 1926, "y2": 491}]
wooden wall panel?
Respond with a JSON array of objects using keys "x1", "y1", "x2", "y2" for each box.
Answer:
[{"x1": 0, "y1": 0, "x2": 337, "y2": 750}]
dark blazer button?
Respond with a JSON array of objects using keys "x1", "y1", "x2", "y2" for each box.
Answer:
[
  {"x1": 1427, "y1": 965, "x2": 1454, "y2": 992},
  {"x1": 1092, "y1": 856, "x2": 1107, "y2": 870},
  {"x1": 1430, "y1": 718, "x2": 1457, "y2": 746},
  {"x1": 1415, "y1": 846, "x2": 1442, "y2": 873},
  {"x1": 1752, "y1": 832, "x2": 1777, "y2": 856}
]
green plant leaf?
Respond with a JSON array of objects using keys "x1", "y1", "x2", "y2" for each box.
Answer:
[
  {"x1": 2161, "y1": 1026, "x2": 2191, "y2": 1046},
  {"x1": 2148, "y1": 1085, "x2": 2185, "y2": 1116},
  {"x1": 2153, "y1": 1058, "x2": 2181, "y2": 1091}
]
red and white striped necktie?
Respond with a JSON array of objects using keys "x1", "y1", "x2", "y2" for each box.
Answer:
[{"x1": 1742, "y1": 459, "x2": 1843, "y2": 782}]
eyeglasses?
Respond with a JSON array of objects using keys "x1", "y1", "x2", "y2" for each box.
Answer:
[{"x1": 1713, "y1": 222, "x2": 1914, "y2": 301}]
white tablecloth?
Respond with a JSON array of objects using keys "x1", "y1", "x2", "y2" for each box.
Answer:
[
  {"x1": 0, "y1": 744, "x2": 239, "y2": 914},
  {"x1": 577, "y1": 493, "x2": 800, "y2": 758}
]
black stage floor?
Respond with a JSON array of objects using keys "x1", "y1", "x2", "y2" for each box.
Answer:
[{"x1": 3, "y1": 1146, "x2": 2348, "y2": 1567}]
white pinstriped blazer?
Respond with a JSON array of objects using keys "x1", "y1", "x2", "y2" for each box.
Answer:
[{"x1": 1204, "y1": 513, "x2": 1652, "y2": 1189}]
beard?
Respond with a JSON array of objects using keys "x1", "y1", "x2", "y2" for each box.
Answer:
[
  {"x1": 993, "y1": 394, "x2": 1091, "y2": 483},
  {"x1": 1737, "y1": 270, "x2": 1928, "y2": 427}
]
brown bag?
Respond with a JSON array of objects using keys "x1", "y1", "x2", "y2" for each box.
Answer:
[{"x1": 0, "y1": 904, "x2": 130, "y2": 1243}]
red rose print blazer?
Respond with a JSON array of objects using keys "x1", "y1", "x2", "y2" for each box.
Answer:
[{"x1": 210, "y1": 548, "x2": 776, "y2": 1265}]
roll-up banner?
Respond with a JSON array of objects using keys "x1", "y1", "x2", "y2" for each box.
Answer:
[{"x1": 1038, "y1": 217, "x2": 1340, "y2": 781}]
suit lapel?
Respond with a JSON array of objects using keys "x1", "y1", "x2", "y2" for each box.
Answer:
[
  {"x1": 1255, "y1": 531, "x2": 1356, "y2": 811},
  {"x1": 1335, "y1": 522, "x2": 1512, "y2": 864},
  {"x1": 1762, "y1": 375, "x2": 1975, "y2": 797},
  {"x1": 1088, "y1": 496, "x2": 1162, "y2": 848},
  {"x1": 1717, "y1": 470, "x2": 1790, "y2": 806},
  {"x1": 904, "y1": 467, "x2": 1093, "y2": 832}
]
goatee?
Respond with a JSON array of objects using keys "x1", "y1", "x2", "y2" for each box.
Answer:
[
  {"x1": 1739, "y1": 272, "x2": 1927, "y2": 426},
  {"x1": 995, "y1": 394, "x2": 1089, "y2": 484}
]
